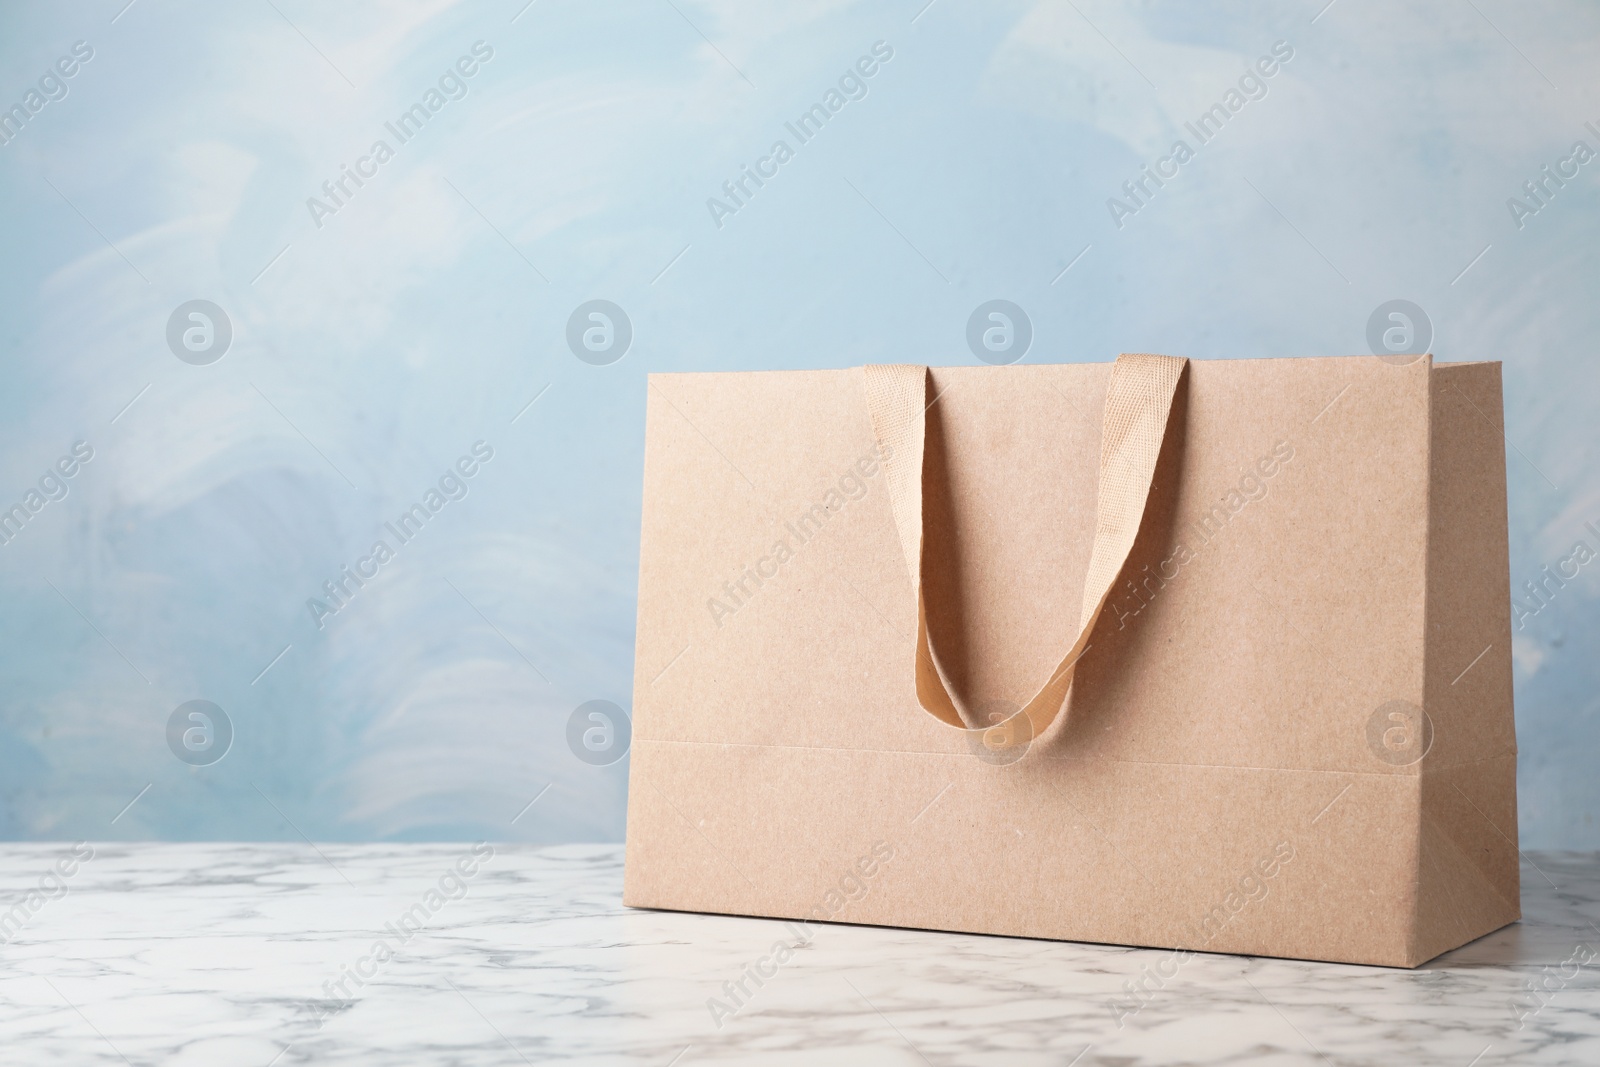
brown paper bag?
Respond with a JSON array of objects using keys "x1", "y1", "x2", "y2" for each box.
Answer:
[{"x1": 623, "y1": 353, "x2": 1518, "y2": 968}]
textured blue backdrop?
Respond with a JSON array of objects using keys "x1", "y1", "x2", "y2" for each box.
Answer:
[{"x1": 0, "y1": 0, "x2": 1595, "y2": 846}]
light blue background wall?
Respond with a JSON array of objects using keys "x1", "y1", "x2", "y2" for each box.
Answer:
[{"x1": 0, "y1": 0, "x2": 1595, "y2": 846}]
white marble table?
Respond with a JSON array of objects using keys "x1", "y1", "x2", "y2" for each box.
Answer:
[{"x1": 0, "y1": 843, "x2": 1596, "y2": 1065}]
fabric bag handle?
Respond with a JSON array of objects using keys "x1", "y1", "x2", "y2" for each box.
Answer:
[{"x1": 862, "y1": 354, "x2": 1188, "y2": 747}]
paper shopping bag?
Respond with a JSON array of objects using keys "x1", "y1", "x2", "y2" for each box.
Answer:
[{"x1": 623, "y1": 353, "x2": 1518, "y2": 968}]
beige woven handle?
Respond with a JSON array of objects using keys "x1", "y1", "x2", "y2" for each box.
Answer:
[{"x1": 862, "y1": 354, "x2": 1188, "y2": 743}]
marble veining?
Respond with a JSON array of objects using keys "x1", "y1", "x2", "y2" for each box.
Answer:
[{"x1": 1, "y1": 843, "x2": 1597, "y2": 1065}]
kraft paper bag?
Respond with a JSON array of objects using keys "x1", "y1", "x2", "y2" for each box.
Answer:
[{"x1": 623, "y1": 353, "x2": 1518, "y2": 968}]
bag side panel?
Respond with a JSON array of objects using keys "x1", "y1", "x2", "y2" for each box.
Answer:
[{"x1": 1412, "y1": 361, "x2": 1520, "y2": 965}]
